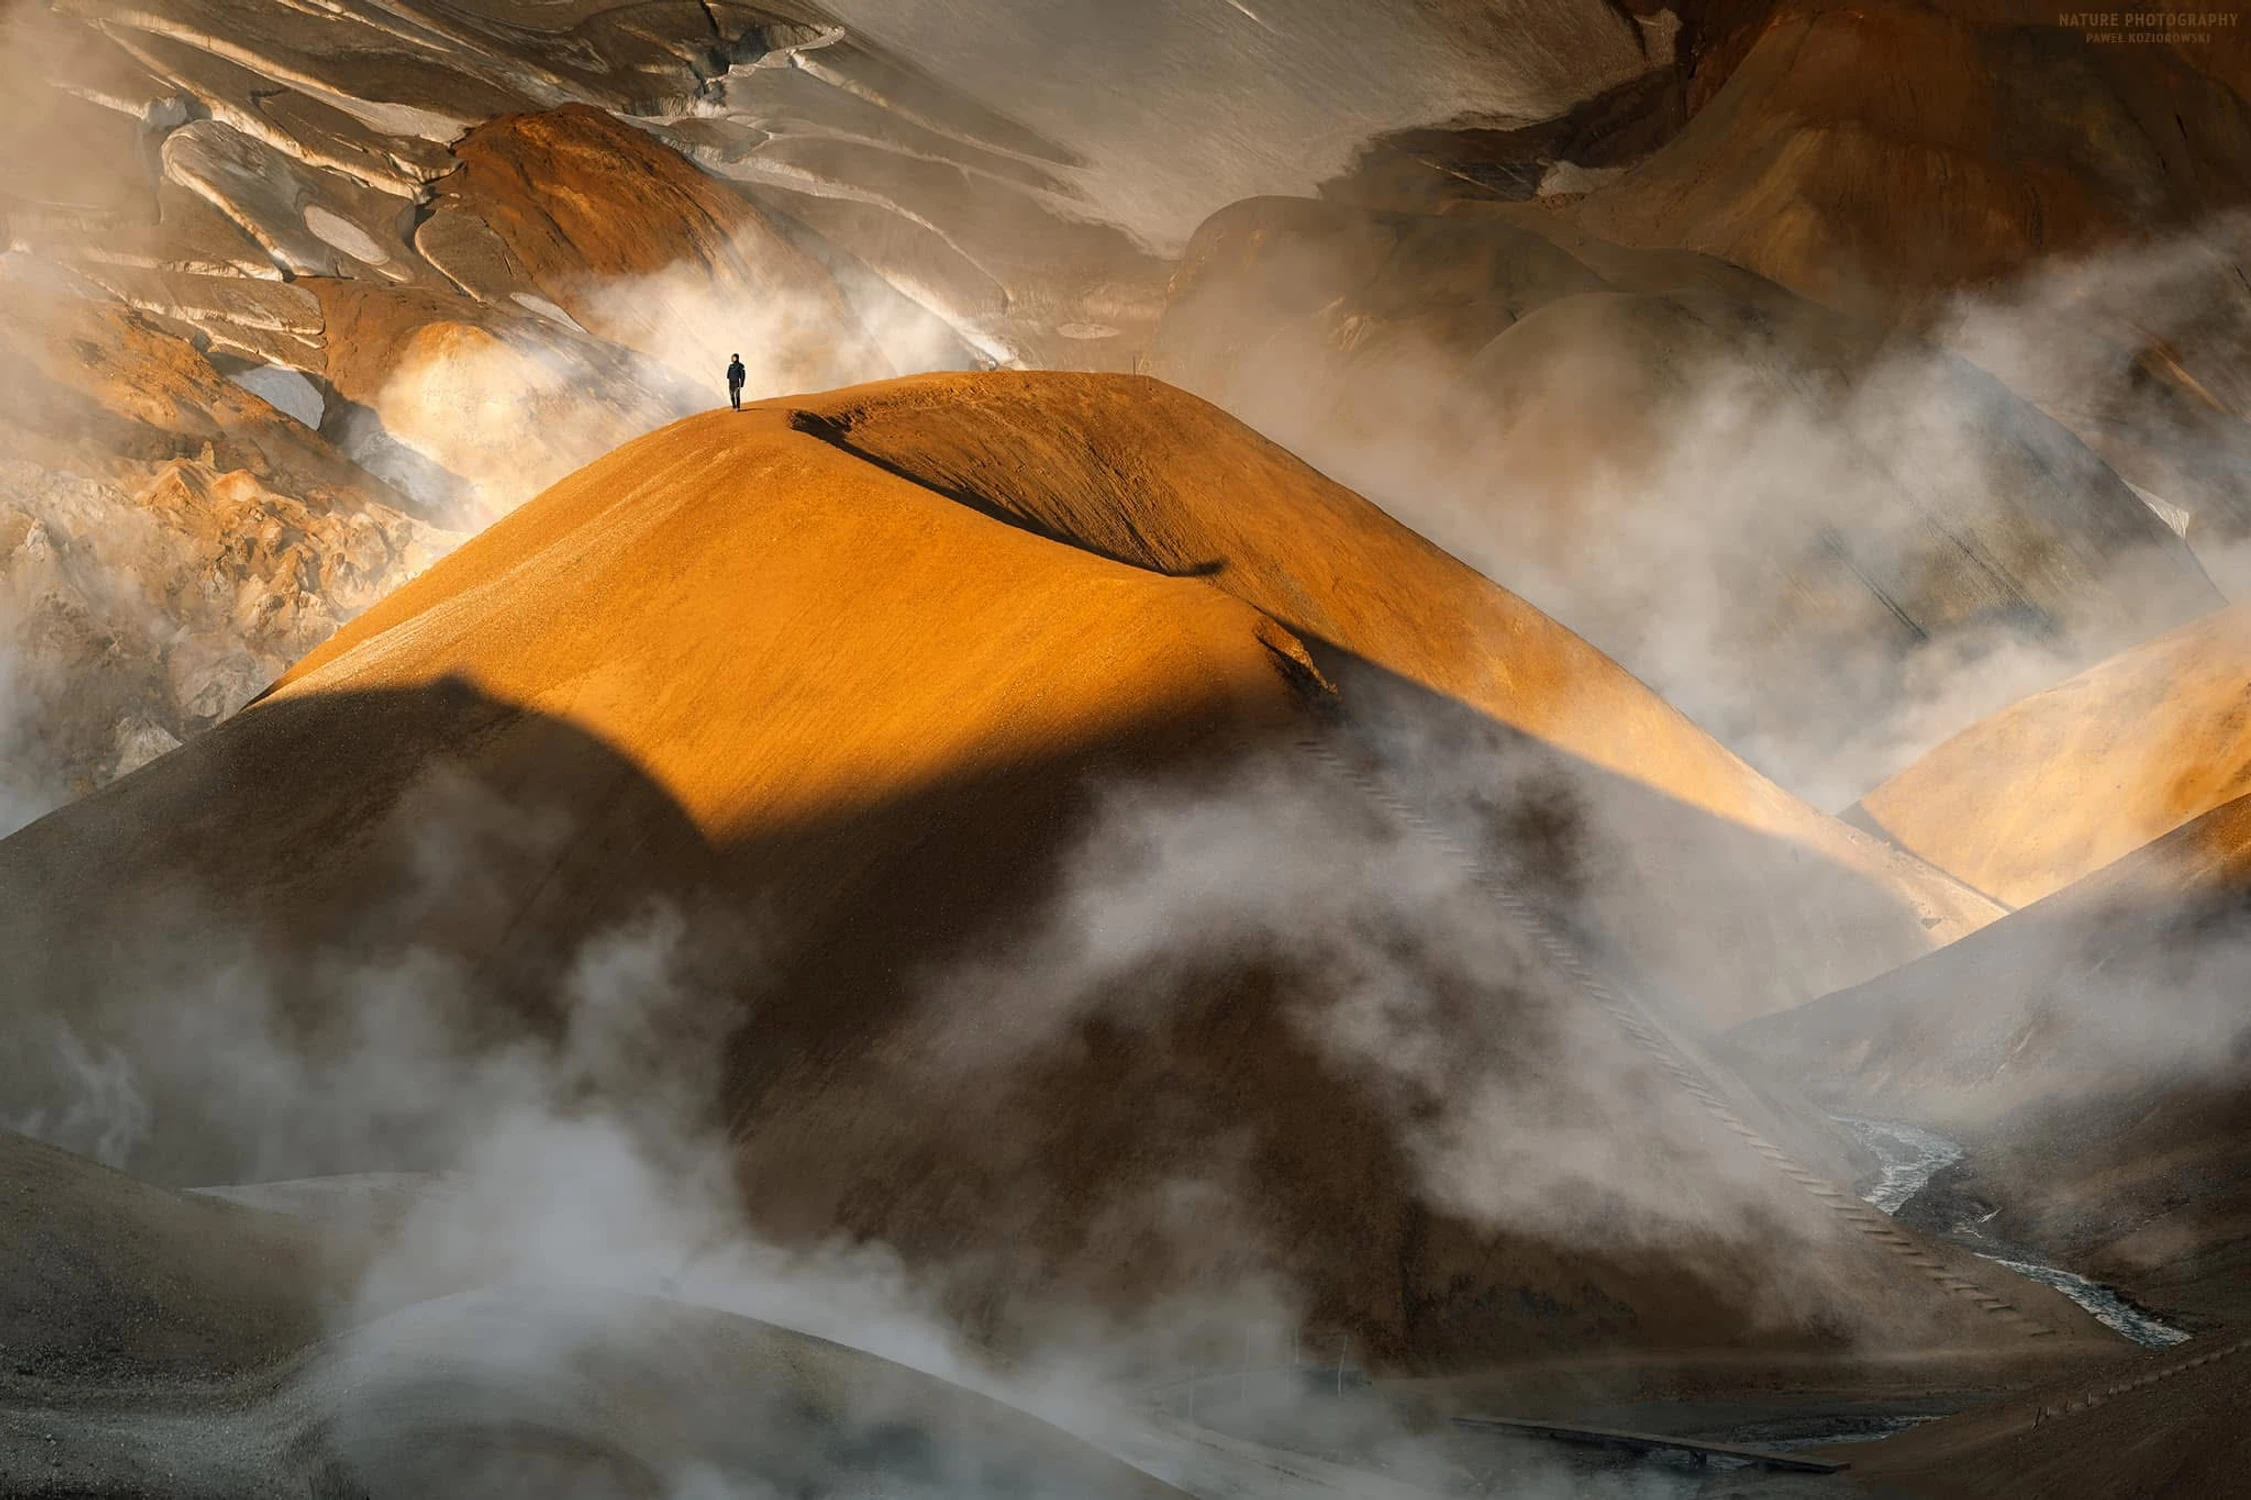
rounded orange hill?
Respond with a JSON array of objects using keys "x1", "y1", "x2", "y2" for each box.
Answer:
[{"x1": 3, "y1": 372, "x2": 2051, "y2": 1369}]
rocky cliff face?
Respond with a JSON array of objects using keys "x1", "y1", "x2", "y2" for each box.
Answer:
[
  {"x1": 6, "y1": 0, "x2": 1667, "y2": 387},
  {"x1": 0, "y1": 279, "x2": 456, "y2": 822}
]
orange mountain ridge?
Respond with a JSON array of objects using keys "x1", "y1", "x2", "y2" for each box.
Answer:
[{"x1": 1, "y1": 372, "x2": 2049, "y2": 1369}]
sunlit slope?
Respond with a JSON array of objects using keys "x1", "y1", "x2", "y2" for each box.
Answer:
[
  {"x1": 1743, "y1": 782, "x2": 2251, "y2": 1112},
  {"x1": 1858, "y1": 604, "x2": 2251, "y2": 908},
  {"x1": 270, "y1": 397, "x2": 1309, "y2": 839},
  {"x1": 0, "y1": 374, "x2": 2080, "y2": 1369},
  {"x1": 277, "y1": 371, "x2": 1999, "y2": 1023},
  {"x1": 245, "y1": 376, "x2": 2089, "y2": 1367}
]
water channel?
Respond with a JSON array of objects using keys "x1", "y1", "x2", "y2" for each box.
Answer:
[{"x1": 1832, "y1": 1115, "x2": 2190, "y2": 1349}]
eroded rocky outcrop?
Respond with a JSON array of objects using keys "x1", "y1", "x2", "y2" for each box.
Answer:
[{"x1": 0, "y1": 283, "x2": 455, "y2": 820}]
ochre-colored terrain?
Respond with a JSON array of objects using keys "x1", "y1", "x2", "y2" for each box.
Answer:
[
  {"x1": 1575, "y1": 0, "x2": 2251, "y2": 321},
  {"x1": 0, "y1": 280, "x2": 456, "y2": 808},
  {"x1": 1145, "y1": 195, "x2": 2218, "y2": 798},
  {"x1": 1, "y1": 373, "x2": 2074, "y2": 1376},
  {"x1": 1858, "y1": 604, "x2": 2251, "y2": 908},
  {"x1": 275, "y1": 370, "x2": 1999, "y2": 1025},
  {"x1": 1570, "y1": 0, "x2": 2251, "y2": 582}
]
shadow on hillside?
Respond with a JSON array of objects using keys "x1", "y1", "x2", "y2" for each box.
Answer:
[
  {"x1": 788, "y1": 409, "x2": 1228, "y2": 578},
  {"x1": 0, "y1": 656, "x2": 1988, "y2": 1368}
]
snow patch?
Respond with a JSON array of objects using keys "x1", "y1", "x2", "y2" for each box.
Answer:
[
  {"x1": 305, "y1": 204, "x2": 389, "y2": 266},
  {"x1": 510, "y1": 291, "x2": 588, "y2": 333},
  {"x1": 109, "y1": 717, "x2": 184, "y2": 779},
  {"x1": 227, "y1": 363, "x2": 325, "y2": 428},
  {"x1": 2128, "y1": 480, "x2": 2194, "y2": 538}
]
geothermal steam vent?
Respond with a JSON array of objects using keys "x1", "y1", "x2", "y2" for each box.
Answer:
[{"x1": 3, "y1": 1, "x2": 2251, "y2": 1495}]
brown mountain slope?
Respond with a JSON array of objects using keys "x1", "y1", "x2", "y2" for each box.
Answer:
[
  {"x1": 0, "y1": 1130, "x2": 1194, "y2": 1498},
  {"x1": 268, "y1": 385, "x2": 1306, "y2": 845},
  {"x1": 1568, "y1": 0, "x2": 2251, "y2": 574},
  {"x1": 0, "y1": 1128, "x2": 331, "y2": 1386},
  {"x1": 315, "y1": 104, "x2": 918, "y2": 527},
  {"x1": 1857, "y1": 603, "x2": 2251, "y2": 908},
  {"x1": 1734, "y1": 790, "x2": 2251, "y2": 1327},
  {"x1": 1676, "y1": 0, "x2": 2251, "y2": 120},
  {"x1": 279, "y1": 369, "x2": 2000, "y2": 1027},
  {"x1": 1838, "y1": 1331, "x2": 2251, "y2": 1500},
  {"x1": 0, "y1": 89, "x2": 919, "y2": 807},
  {"x1": 1324, "y1": 0, "x2": 2251, "y2": 219},
  {"x1": 10, "y1": 0, "x2": 1666, "y2": 387},
  {"x1": 1143, "y1": 195, "x2": 2219, "y2": 801},
  {"x1": 1574, "y1": 0, "x2": 2251, "y2": 323},
  {"x1": 0, "y1": 372, "x2": 2069, "y2": 1371},
  {"x1": 430, "y1": 104, "x2": 889, "y2": 391}
]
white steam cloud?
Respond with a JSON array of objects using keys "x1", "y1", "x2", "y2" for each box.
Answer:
[
  {"x1": 1932, "y1": 208, "x2": 2251, "y2": 562},
  {"x1": 914, "y1": 754, "x2": 1813, "y2": 1254},
  {"x1": 1149, "y1": 214, "x2": 2230, "y2": 809},
  {"x1": 358, "y1": 228, "x2": 982, "y2": 528},
  {"x1": 1, "y1": 734, "x2": 1880, "y2": 1496}
]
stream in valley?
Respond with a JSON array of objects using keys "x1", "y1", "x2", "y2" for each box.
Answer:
[{"x1": 1833, "y1": 1115, "x2": 2190, "y2": 1349}]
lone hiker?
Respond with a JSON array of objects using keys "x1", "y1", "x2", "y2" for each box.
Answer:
[{"x1": 726, "y1": 353, "x2": 746, "y2": 411}]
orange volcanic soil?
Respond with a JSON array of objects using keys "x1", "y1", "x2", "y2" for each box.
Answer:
[
  {"x1": 1, "y1": 373, "x2": 2069, "y2": 1370},
  {"x1": 431, "y1": 105, "x2": 882, "y2": 383},
  {"x1": 1577, "y1": 0, "x2": 2251, "y2": 322},
  {"x1": 278, "y1": 370, "x2": 1999, "y2": 1022},
  {"x1": 1142, "y1": 192, "x2": 2218, "y2": 800},
  {"x1": 1856, "y1": 604, "x2": 2251, "y2": 909}
]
